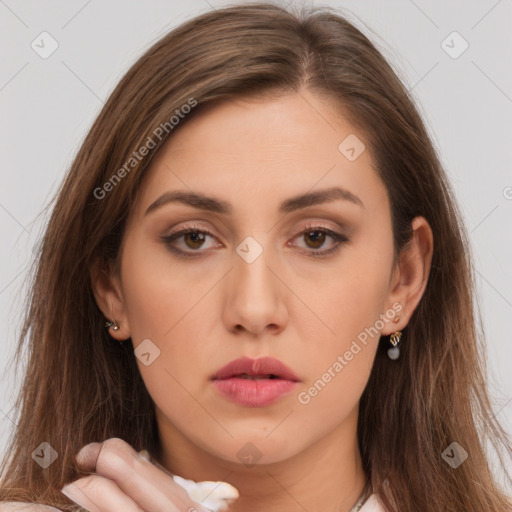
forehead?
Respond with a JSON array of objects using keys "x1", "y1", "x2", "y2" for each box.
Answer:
[
  {"x1": 133, "y1": 91, "x2": 387, "y2": 219},
  {"x1": 162, "y1": 92, "x2": 358, "y2": 161}
]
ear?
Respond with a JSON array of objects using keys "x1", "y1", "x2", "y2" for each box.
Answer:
[
  {"x1": 89, "y1": 258, "x2": 131, "y2": 340},
  {"x1": 382, "y1": 216, "x2": 434, "y2": 335}
]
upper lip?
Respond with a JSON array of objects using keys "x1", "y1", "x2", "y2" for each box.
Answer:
[{"x1": 211, "y1": 356, "x2": 300, "y2": 381}]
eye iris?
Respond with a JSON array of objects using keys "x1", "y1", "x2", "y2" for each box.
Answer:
[
  {"x1": 174, "y1": 228, "x2": 335, "y2": 253},
  {"x1": 184, "y1": 232, "x2": 206, "y2": 249},
  {"x1": 305, "y1": 230, "x2": 326, "y2": 249}
]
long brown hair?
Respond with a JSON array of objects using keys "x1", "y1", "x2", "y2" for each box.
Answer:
[{"x1": 1, "y1": 3, "x2": 511, "y2": 510}]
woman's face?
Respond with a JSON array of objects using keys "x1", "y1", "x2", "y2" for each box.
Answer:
[{"x1": 103, "y1": 90, "x2": 411, "y2": 467}]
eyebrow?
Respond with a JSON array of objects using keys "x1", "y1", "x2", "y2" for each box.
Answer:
[{"x1": 144, "y1": 186, "x2": 364, "y2": 217}]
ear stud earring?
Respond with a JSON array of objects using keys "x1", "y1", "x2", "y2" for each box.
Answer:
[{"x1": 105, "y1": 320, "x2": 120, "y2": 331}]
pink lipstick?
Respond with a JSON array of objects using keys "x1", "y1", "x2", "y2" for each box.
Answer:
[{"x1": 211, "y1": 356, "x2": 300, "y2": 407}]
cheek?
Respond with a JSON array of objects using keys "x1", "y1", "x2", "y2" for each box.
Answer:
[
  {"x1": 119, "y1": 236, "x2": 217, "y2": 387},
  {"x1": 305, "y1": 231, "x2": 393, "y2": 343},
  {"x1": 291, "y1": 276, "x2": 389, "y2": 439},
  {"x1": 295, "y1": 227, "x2": 393, "y2": 392},
  {"x1": 120, "y1": 237, "x2": 215, "y2": 341}
]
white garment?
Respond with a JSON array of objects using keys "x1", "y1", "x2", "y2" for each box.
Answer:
[{"x1": 359, "y1": 493, "x2": 386, "y2": 511}]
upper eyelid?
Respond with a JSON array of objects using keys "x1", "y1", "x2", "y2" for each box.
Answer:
[
  {"x1": 165, "y1": 223, "x2": 342, "y2": 240},
  {"x1": 165, "y1": 218, "x2": 345, "y2": 236},
  {"x1": 164, "y1": 224, "x2": 345, "y2": 247}
]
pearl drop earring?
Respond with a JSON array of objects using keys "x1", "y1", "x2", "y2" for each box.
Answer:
[{"x1": 387, "y1": 316, "x2": 402, "y2": 360}]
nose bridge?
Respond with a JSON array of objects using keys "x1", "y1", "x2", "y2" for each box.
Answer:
[
  {"x1": 224, "y1": 232, "x2": 287, "y2": 334},
  {"x1": 233, "y1": 233, "x2": 277, "y2": 302}
]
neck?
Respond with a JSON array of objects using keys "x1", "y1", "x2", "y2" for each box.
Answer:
[{"x1": 154, "y1": 405, "x2": 369, "y2": 512}]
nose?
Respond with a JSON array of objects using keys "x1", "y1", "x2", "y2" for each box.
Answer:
[{"x1": 222, "y1": 239, "x2": 289, "y2": 337}]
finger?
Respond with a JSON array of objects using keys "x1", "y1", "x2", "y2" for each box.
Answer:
[
  {"x1": 76, "y1": 442, "x2": 103, "y2": 471},
  {"x1": 73, "y1": 438, "x2": 210, "y2": 512},
  {"x1": 61, "y1": 474, "x2": 144, "y2": 512}
]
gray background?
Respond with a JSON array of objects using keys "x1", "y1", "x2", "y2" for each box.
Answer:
[{"x1": 1, "y1": 0, "x2": 511, "y2": 484}]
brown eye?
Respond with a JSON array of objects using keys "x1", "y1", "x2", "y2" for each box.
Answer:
[
  {"x1": 291, "y1": 226, "x2": 349, "y2": 258},
  {"x1": 162, "y1": 225, "x2": 349, "y2": 259},
  {"x1": 161, "y1": 227, "x2": 218, "y2": 257},
  {"x1": 303, "y1": 230, "x2": 327, "y2": 249},
  {"x1": 183, "y1": 231, "x2": 207, "y2": 250}
]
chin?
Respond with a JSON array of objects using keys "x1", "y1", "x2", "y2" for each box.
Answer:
[{"x1": 201, "y1": 432, "x2": 304, "y2": 467}]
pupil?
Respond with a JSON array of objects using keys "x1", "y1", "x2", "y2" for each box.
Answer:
[
  {"x1": 186, "y1": 232, "x2": 205, "y2": 248},
  {"x1": 306, "y1": 230, "x2": 325, "y2": 248}
]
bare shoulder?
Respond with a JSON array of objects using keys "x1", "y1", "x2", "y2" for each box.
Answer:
[{"x1": 0, "y1": 503, "x2": 61, "y2": 512}]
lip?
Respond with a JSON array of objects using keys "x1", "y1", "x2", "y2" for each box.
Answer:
[
  {"x1": 211, "y1": 356, "x2": 300, "y2": 407},
  {"x1": 211, "y1": 356, "x2": 300, "y2": 381}
]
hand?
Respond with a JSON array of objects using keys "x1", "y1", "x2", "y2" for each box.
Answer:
[{"x1": 60, "y1": 438, "x2": 211, "y2": 512}]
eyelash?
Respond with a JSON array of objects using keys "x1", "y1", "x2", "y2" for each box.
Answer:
[{"x1": 161, "y1": 223, "x2": 349, "y2": 259}]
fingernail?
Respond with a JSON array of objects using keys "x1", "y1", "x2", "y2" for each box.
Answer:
[
  {"x1": 60, "y1": 483, "x2": 83, "y2": 505},
  {"x1": 61, "y1": 483, "x2": 103, "y2": 512},
  {"x1": 76, "y1": 442, "x2": 97, "y2": 465},
  {"x1": 138, "y1": 449, "x2": 150, "y2": 461}
]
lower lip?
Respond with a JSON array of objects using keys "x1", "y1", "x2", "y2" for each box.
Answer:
[{"x1": 212, "y1": 377, "x2": 299, "y2": 407}]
